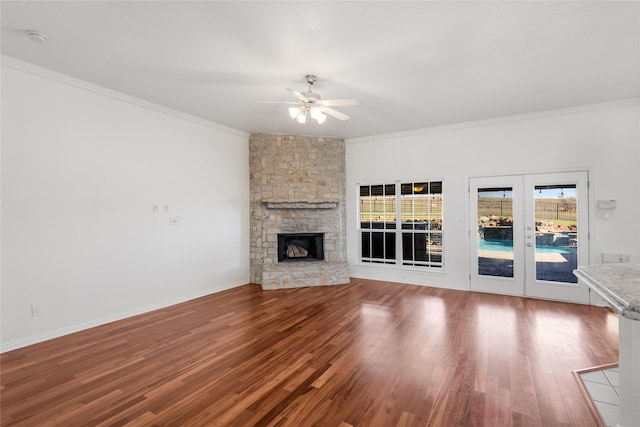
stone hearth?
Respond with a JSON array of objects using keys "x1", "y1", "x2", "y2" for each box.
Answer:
[{"x1": 249, "y1": 133, "x2": 350, "y2": 290}]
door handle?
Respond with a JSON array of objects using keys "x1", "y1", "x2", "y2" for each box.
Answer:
[{"x1": 526, "y1": 242, "x2": 533, "y2": 247}]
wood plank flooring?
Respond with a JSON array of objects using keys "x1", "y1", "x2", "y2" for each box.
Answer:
[{"x1": 1, "y1": 279, "x2": 619, "y2": 426}]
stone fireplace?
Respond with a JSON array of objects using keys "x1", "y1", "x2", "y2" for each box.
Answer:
[{"x1": 249, "y1": 133, "x2": 350, "y2": 290}]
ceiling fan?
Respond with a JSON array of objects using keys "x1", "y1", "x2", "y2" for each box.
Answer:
[{"x1": 262, "y1": 75, "x2": 359, "y2": 124}]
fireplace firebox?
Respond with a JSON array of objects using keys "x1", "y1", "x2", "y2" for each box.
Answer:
[{"x1": 277, "y1": 233, "x2": 324, "y2": 262}]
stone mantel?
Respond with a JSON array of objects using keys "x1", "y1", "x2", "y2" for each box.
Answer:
[{"x1": 262, "y1": 199, "x2": 340, "y2": 210}]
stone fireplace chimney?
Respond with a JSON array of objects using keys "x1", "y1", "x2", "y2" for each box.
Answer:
[{"x1": 249, "y1": 133, "x2": 350, "y2": 290}]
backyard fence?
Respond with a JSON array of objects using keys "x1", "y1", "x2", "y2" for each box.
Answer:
[
  {"x1": 362, "y1": 197, "x2": 577, "y2": 223},
  {"x1": 534, "y1": 201, "x2": 577, "y2": 221},
  {"x1": 360, "y1": 196, "x2": 443, "y2": 222},
  {"x1": 477, "y1": 198, "x2": 576, "y2": 222}
]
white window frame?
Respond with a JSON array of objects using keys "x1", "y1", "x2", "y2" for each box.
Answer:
[{"x1": 358, "y1": 180, "x2": 443, "y2": 269}]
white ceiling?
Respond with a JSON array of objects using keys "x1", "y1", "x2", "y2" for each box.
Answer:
[{"x1": 2, "y1": 1, "x2": 639, "y2": 139}]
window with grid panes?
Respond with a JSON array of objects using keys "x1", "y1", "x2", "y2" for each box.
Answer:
[
  {"x1": 358, "y1": 181, "x2": 442, "y2": 268},
  {"x1": 359, "y1": 184, "x2": 396, "y2": 264},
  {"x1": 400, "y1": 181, "x2": 443, "y2": 267}
]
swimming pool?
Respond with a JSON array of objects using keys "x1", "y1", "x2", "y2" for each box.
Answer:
[{"x1": 478, "y1": 239, "x2": 577, "y2": 254}]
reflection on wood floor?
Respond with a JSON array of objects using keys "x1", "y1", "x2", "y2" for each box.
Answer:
[{"x1": 1, "y1": 279, "x2": 618, "y2": 426}]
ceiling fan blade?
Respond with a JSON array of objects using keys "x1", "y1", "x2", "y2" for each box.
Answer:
[
  {"x1": 320, "y1": 99, "x2": 359, "y2": 107},
  {"x1": 287, "y1": 89, "x2": 309, "y2": 103},
  {"x1": 320, "y1": 106, "x2": 350, "y2": 121}
]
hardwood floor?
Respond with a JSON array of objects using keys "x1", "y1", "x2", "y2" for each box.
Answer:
[{"x1": 1, "y1": 279, "x2": 618, "y2": 426}]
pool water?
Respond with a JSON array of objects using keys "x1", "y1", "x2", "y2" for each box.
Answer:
[{"x1": 478, "y1": 239, "x2": 577, "y2": 254}]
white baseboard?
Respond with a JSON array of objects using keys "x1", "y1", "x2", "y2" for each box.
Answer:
[
  {"x1": 350, "y1": 264, "x2": 466, "y2": 291},
  {"x1": 0, "y1": 279, "x2": 247, "y2": 353}
]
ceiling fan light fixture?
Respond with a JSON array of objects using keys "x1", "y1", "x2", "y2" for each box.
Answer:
[
  {"x1": 296, "y1": 112, "x2": 307, "y2": 124},
  {"x1": 289, "y1": 107, "x2": 300, "y2": 119},
  {"x1": 309, "y1": 106, "x2": 323, "y2": 120},
  {"x1": 261, "y1": 74, "x2": 357, "y2": 125}
]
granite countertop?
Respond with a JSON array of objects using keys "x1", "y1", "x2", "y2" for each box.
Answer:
[{"x1": 574, "y1": 263, "x2": 640, "y2": 320}]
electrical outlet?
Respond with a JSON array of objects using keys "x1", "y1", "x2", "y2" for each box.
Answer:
[
  {"x1": 31, "y1": 303, "x2": 43, "y2": 317},
  {"x1": 153, "y1": 204, "x2": 159, "y2": 213}
]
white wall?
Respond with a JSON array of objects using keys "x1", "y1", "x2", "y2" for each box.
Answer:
[
  {"x1": 346, "y1": 101, "x2": 640, "y2": 290},
  {"x1": 1, "y1": 60, "x2": 250, "y2": 351}
]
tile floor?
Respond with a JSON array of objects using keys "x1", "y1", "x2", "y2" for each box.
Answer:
[{"x1": 580, "y1": 367, "x2": 620, "y2": 427}]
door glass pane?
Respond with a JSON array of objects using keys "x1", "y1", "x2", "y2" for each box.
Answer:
[
  {"x1": 534, "y1": 185, "x2": 578, "y2": 283},
  {"x1": 477, "y1": 187, "x2": 514, "y2": 278}
]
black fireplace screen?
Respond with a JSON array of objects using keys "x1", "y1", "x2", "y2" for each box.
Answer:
[{"x1": 277, "y1": 233, "x2": 324, "y2": 262}]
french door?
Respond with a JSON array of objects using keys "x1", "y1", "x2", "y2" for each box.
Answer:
[{"x1": 469, "y1": 171, "x2": 590, "y2": 303}]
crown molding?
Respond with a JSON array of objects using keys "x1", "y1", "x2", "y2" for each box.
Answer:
[
  {"x1": 1, "y1": 55, "x2": 249, "y2": 139},
  {"x1": 346, "y1": 97, "x2": 640, "y2": 145}
]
